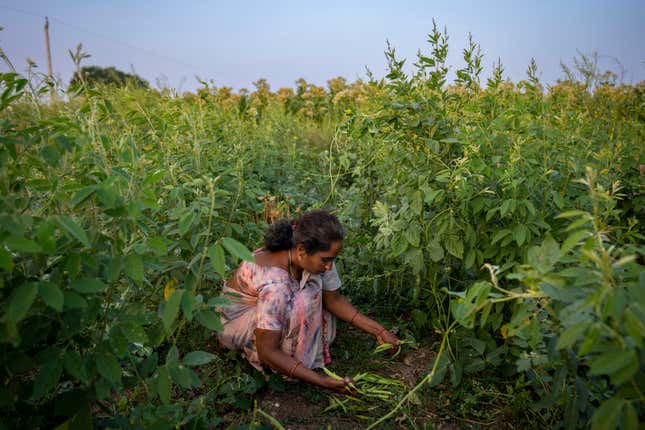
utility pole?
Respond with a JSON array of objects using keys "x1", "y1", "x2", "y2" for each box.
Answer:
[{"x1": 44, "y1": 17, "x2": 54, "y2": 103}]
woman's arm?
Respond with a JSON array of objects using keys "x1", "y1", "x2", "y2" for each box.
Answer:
[
  {"x1": 254, "y1": 328, "x2": 352, "y2": 392},
  {"x1": 322, "y1": 290, "x2": 400, "y2": 346}
]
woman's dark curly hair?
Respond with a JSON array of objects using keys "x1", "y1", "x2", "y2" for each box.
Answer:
[{"x1": 263, "y1": 210, "x2": 344, "y2": 254}]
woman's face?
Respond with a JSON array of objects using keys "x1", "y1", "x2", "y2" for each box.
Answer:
[{"x1": 297, "y1": 240, "x2": 343, "y2": 275}]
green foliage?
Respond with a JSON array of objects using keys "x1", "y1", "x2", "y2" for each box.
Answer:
[
  {"x1": 69, "y1": 65, "x2": 149, "y2": 89},
  {"x1": 1, "y1": 20, "x2": 643, "y2": 428}
]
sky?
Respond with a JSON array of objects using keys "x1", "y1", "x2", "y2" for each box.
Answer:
[{"x1": 1, "y1": 1, "x2": 644, "y2": 93}]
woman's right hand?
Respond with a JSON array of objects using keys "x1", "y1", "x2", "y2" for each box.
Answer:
[{"x1": 325, "y1": 376, "x2": 355, "y2": 394}]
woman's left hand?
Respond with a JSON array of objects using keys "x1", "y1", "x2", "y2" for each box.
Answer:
[{"x1": 375, "y1": 329, "x2": 400, "y2": 353}]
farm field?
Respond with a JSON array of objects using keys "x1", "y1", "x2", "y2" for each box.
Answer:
[{"x1": 0, "y1": 32, "x2": 644, "y2": 429}]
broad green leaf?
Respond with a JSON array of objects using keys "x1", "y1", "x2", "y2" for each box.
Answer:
[
  {"x1": 106, "y1": 256, "x2": 123, "y2": 283},
  {"x1": 124, "y1": 254, "x2": 143, "y2": 286},
  {"x1": 156, "y1": 366, "x2": 171, "y2": 405},
  {"x1": 71, "y1": 278, "x2": 107, "y2": 294},
  {"x1": 178, "y1": 210, "x2": 196, "y2": 236},
  {"x1": 32, "y1": 352, "x2": 64, "y2": 400},
  {"x1": 623, "y1": 308, "x2": 644, "y2": 344},
  {"x1": 622, "y1": 403, "x2": 638, "y2": 430},
  {"x1": 181, "y1": 291, "x2": 196, "y2": 321},
  {"x1": 512, "y1": 224, "x2": 527, "y2": 246},
  {"x1": 109, "y1": 326, "x2": 128, "y2": 358},
  {"x1": 404, "y1": 248, "x2": 424, "y2": 274},
  {"x1": 96, "y1": 351, "x2": 122, "y2": 384},
  {"x1": 120, "y1": 321, "x2": 148, "y2": 344},
  {"x1": 404, "y1": 224, "x2": 421, "y2": 247},
  {"x1": 5, "y1": 236, "x2": 42, "y2": 253},
  {"x1": 70, "y1": 186, "x2": 96, "y2": 207},
  {"x1": 147, "y1": 236, "x2": 170, "y2": 256},
  {"x1": 183, "y1": 351, "x2": 216, "y2": 366},
  {"x1": 57, "y1": 216, "x2": 91, "y2": 248},
  {"x1": 198, "y1": 309, "x2": 224, "y2": 332},
  {"x1": 444, "y1": 236, "x2": 463, "y2": 259},
  {"x1": 591, "y1": 397, "x2": 623, "y2": 430},
  {"x1": 589, "y1": 350, "x2": 638, "y2": 384},
  {"x1": 163, "y1": 290, "x2": 184, "y2": 332},
  {"x1": 169, "y1": 364, "x2": 195, "y2": 388},
  {"x1": 527, "y1": 236, "x2": 560, "y2": 274},
  {"x1": 555, "y1": 322, "x2": 587, "y2": 350},
  {"x1": 491, "y1": 229, "x2": 511, "y2": 245},
  {"x1": 208, "y1": 243, "x2": 226, "y2": 277},
  {"x1": 63, "y1": 291, "x2": 87, "y2": 309},
  {"x1": 427, "y1": 240, "x2": 444, "y2": 262},
  {"x1": 64, "y1": 350, "x2": 88, "y2": 383},
  {"x1": 0, "y1": 247, "x2": 13, "y2": 272},
  {"x1": 561, "y1": 230, "x2": 590, "y2": 254},
  {"x1": 221, "y1": 237, "x2": 254, "y2": 262},
  {"x1": 8, "y1": 282, "x2": 38, "y2": 322},
  {"x1": 38, "y1": 282, "x2": 64, "y2": 312}
]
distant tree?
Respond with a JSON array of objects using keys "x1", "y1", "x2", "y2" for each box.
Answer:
[{"x1": 70, "y1": 66, "x2": 149, "y2": 89}]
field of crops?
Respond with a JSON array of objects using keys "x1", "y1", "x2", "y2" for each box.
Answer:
[{"x1": 1, "y1": 29, "x2": 644, "y2": 429}]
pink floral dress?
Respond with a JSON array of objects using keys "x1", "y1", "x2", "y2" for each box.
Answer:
[{"x1": 216, "y1": 259, "x2": 341, "y2": 372}]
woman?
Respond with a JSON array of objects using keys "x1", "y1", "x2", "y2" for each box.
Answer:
[{"x1": 217, "y1": 210, "x2": 400, "y2": 392}]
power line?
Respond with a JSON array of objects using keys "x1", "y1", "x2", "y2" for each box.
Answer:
[{"x1": 0, "y1": 4, "x2": 209, "y2": 72}]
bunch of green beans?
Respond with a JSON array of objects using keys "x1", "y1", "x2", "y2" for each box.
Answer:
[{"x1": 322, "y1": 368, "x2": 407, "y2": 415}]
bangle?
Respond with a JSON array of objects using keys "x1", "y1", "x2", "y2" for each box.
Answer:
[
  {"x1": 349, "y1": 309, "x2": 360, "y2": 325},
  {"x1": 288, "y1": 361, "x2": 302, "y2": 379},
  {"x1": 376, "y1": 328, "x2": 388, "y2": 339}
]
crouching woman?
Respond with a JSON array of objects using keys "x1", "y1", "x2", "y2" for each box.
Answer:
[{"x1": 216, "y1": 210, "x2": 399, "y2": 392}]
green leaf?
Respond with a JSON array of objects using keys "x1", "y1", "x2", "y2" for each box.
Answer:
[
  {"x1": 169, "y1": 364, "x2": 199, "y2": 388},
  {"x1": 32, "y1": 352, "x2": 64, "y2": 400},
  {"x1": 96, "y1": 351, "x2": 122, "y2": 385},
  {"x1": 181, "y1": 291, "x2": 196, "y2": 321},
  {"x1": 71, "y1": 278, "x2": 107, "y2": 294},
  {"x1": 208, "y1": 243, "x2": 226, "y2": 277},
  {"x1": 178, "y1": 210, "x2": 196, "y2": 236},
  {"x1": 8, "y1": 282, "x2": 38, "y2": 322},
  {"x1": 70, "y1": 186, "x2": 96, "y2": 207},
  {"x1": 124, "y1": 254, "x2": 143, "y2": 286},
  {"x1": 589, "y1": 350, "x2": 638, "y2": 384},
  {"x1": 198, "y1": 309, "x2": 224, "y2": 332},
  {"x1": 561, "y1": 230, "x2": 590, "y2": 254},
  {"x1": 512, "y1": 224, "x2": 527, "y2": 246},
  {"x1": 591, "y1": 397, "x2": 623, "y2": 430},
  {"x1": 621, "y1": 402, "x2": 638, "y2": 430},
  {"x1": 106, "y1": 256, "x2": 123, "y2": 283},
  {"x1": 0, "y1": 247, "x2": 14, "y2": 271},
  {"x1": 163, "y1": 290, "x2": 184, "y2": 333},
  {"x1": 555, "y1": 322, "x2": 587, "y2": 350},
  {"x1": 491, "y1": 229, "x2": 511, "y2": 245},
  {"x1": 556, "y1": 210, "x2": 588, "y2": 219},
  {"x1": 156, "y1": 366, "x2": 171, "y2": 405},
  {"x1": 5, "y1": 235, "x2": 42, "y2": 253},
  {"x1": 147, "y1": 236, "x2": 170, "y2": 256},
  {"x1": 120, "y1": 321, "x2": 149, "y2": 344},
  {"x1": 404, "y1": 248, "x2": 424, "y2": 274},
  {"x1": 63, "y1": 291, "x2": 87, "y2": 309},
  {"x1": 444, "y1": 236, "x2": 463, "y2": 259},
  {"x1": 64, "y1": 350, "x2": 88, "y2": 383},
  {"x1": 427, "y1": 240, "x2": 444, "y2": 262},
  {"x1": 57, "y1": 216, "x2": 91, "y2": 248},
  {"x1": 221, "y1": 237, "x2": 254, "y2": 262},
  {"x1": 183, "y1": 351, "x2": 216, "y2": 366},
  {"x1": 527, "y1": 236, "x2": 560, "y2": 274},
  {"x1": 38, "y1": 282, "x2": 64, "y2": 312}
]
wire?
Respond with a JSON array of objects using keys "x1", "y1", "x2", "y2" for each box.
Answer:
[{"x1": 0, "y1": 4, "x2": 208, "y2": 72}]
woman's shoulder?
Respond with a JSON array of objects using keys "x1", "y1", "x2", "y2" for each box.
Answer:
[{"x1": 237, "y1": 260, "x2": 291, "y2": 291}]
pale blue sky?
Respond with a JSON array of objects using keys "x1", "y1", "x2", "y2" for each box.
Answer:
[{"x1": 1, "y1": 1, "x2": 644, "y2": 92}]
